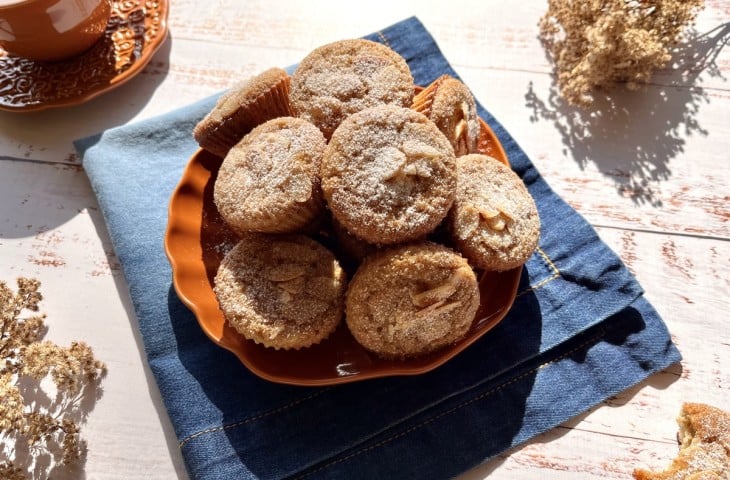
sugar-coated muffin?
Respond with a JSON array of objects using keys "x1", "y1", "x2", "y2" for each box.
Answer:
[
  {"x1": 412, "y1": 75, "x2": 480, "y2": 156},
  {"x1": 448, "y1": 154, "x2": 540, "y2": 271},
  {"x1": 345, "y1": 242, "x2": 480, "y2": 359},
  {"x1": 289, "y1": 39, "x2": 414, "y2": 139},
  {"x1": 321, "y1": 105, "x2": 456, "y2": 245},
  {"x1": 214, "y1": 117, "x2": 326, "y2": 234},
  {"x1": 194, "y1": 67, "x2": 293, "y2": 158},
  {"x1": 214, "y1": 233, "x2": 347, "y2": 350}
]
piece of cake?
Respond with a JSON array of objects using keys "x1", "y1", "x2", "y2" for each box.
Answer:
[{"x1": 634, "y1": 402, "x2": 730, "y2": 480}]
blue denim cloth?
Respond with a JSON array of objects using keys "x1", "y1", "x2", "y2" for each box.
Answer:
[{"x1": 75, "y1": 17, "x2": 680, "y2": 480}]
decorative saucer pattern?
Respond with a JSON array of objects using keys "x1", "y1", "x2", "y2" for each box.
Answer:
[{"x1": 0, "y1": 0, "x2": 169, "y2": 112}]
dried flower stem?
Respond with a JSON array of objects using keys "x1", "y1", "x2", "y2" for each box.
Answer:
[
  {"x1": 539, "y1": 0, "x2": 705, "y2": 106},
  {"x1": 0, "y1": 278, "x2": 106, "y2": 479}
]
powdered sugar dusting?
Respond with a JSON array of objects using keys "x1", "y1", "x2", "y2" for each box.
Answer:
[
  {"x1": 290, "y1": 39, "x2": 414, "y2": 138},
  {"x1": 214, "y1": 117, "x2": 326, "y2": 234},
  {"x1": 321, "y1": 105, "x2": 456, "y2": 245}
]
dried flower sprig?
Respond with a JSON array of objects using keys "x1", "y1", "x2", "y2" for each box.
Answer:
[
  {"x1": 539, "y1": 0, "x2": 705, "y2": 106},
  {"x1": 0, "y1": 278, "x2": 106, "y2": 479},
  {"x1": 0, "y1": 462, "x2": 26, "y2": 480}
]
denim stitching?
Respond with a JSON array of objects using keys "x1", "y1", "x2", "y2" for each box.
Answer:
[
  {"x1": 178, "y1": 388, "x2": 330, "y2": 448},
  {"x1": 294, "y1": 328, "x2": 606, "y2": 479},
  {"x1": 516, "y1": 247, "x2": 560, "y2": 300},
  {"x1": 376, "y1": 31, "x2": 392, "y2": 49}
]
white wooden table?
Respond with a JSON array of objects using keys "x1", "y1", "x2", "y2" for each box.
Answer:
[{"x1": 1, "y1": 1, "x2": 728, "y2": 478}]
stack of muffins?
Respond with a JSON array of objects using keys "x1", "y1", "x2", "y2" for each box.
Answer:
[{"x1": 194, "y1": 39, "x2": 540, "y2": 359}]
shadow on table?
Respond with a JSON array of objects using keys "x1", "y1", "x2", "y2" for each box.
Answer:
[
  {"x1": 466, "y1": 362, "x2": 683, "y2": 478},
  {"x1": 524, "y1": 23, "x2": 730, "y2": 207},
  {"x1": 0, "y1": 33, "x2": 173, "y2": 161},
  {"x1": 0, "y1": 36, "x2": 173, "y2": 240},
  {"x1": 9, "y1": 369, "x2": 106, "y2": 480}
]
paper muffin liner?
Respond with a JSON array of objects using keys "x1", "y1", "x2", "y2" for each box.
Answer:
[
  {"x1": 240, "y1": 74, "x2": 294, "y2": 126},
  {"x1": 411, "y1": 74, "x2": 451, "y2": 117},
  {"x1": 194, "y1": 69, "x2": 294, "y2": 158},
  {"x1": 238, "y1": 317, "x2": 341, "y2": 350},
  {"x1": 262, "y1": 189, "x2": 326, "y2": 234}
]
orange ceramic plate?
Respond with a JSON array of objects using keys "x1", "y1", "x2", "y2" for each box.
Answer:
[
  {"x1": 164, "y1": 116, "x2": 521, "y2": 386},
  {"x1": 0, "y1": 0, "x2": 169, "y2": 112}
]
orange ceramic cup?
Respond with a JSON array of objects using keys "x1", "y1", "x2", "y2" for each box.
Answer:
[{"x1": 0, "y1": 0, "x2": 112, "y2": 62}]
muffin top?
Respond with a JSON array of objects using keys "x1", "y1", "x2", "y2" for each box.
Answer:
[
  {"x1": 345, "y1": 242, "x2": 480, "y2": 358},
  {"x1": 214, "y1": 233, "x2": 347, "y2": 350},
  {"x1": 321, "y1": 105, "x2": 456, "y2": 245},
  {"x1": 289, "y1": 39, "x2": 414, "y2": 138},
  {"x1": 449, "y1": 154, "x2": 540, "y2": 271},
  {"x1": 213, "y1": 116, "x2": 326, "y2": 234}
]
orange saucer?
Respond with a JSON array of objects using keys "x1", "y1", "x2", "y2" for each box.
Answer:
[{"x1": 0, "y1": 0, "x2": 169, "y2": 113}]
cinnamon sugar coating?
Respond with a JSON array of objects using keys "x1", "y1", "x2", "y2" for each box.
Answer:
[
  {"x1": 345, "y1": 242, "x2": 479, "y2": 359},
  {"x1": 289, "y1": 39, "x2": 414, "y2": 139},
  {"x1": 214, "y1": 234, "x2": 347, "y2": 350},
  {"x1": 412, "y1": 75, "x2": 480, "y2": 156},
  {"x1": 193, "y1": 67, "x2": 293, "y2": 158},
  {"x1": 321, "y1": 105, "x2": 456, "y2": 245},
  {"x1": 448, "y1": 154, "x2": 540, "y2": 271},
  {"x1": 634, "y1": 402, "x2": 730, "y2": 480},
  {"x1": 214, "y1": 117, "x2": 326, "y2": 234}
]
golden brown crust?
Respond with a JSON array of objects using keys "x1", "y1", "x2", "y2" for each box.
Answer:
[
  {"x1": 321, "y1": 105, "x2": 457, "y2": 245},
  {"x1": 213, "y1": 117, "x2": 326, "y2": 234},
  {"x1": 194, "y1": 67, "x2": 293, "y2": 158},
  {"x1": 345, "y1": 242, "x2": 479, "y2": 359},
  {"x1": 633, "y1": 403, "x2": 730, "y2": 480},
  {"x1": 214, "y1": 234, "x2": 347, "y2": 350},
  {"x1": 448, "y1": 154, "x2": 540, "y2": 271},
  {"x1": 289, "y1": 39, "x2": 414, "y2": 139},
  {"x1": 412, "y1": 75, "x2": 480, "y2": 156}
]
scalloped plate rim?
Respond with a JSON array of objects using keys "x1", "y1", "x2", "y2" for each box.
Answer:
[{"x1": 164, "y1": 114, "x2": 521, "y2": 386}]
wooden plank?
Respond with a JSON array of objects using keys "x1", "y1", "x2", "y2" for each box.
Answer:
[
  {"x1": 460, "y1": 227, "x2": 730, "y2": 479},
  {"x1": 464, "y1": 425, "x2": 682, "y2": 479},
  {"x1": 1, "y1": 1, "x2": 729, "y2": 478},
  {"x1": 166, "y1": 0, "x2": 730, "y2": 90},
  {"x1": 1, "y1": 0, "x2": 727, "y2": 164},
  {"x1": 3, "y1": 60, "x2": 728, "y2": 244},
  {"x1": 0, "y1": 160, "x2": 186, "y2": 479}
]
